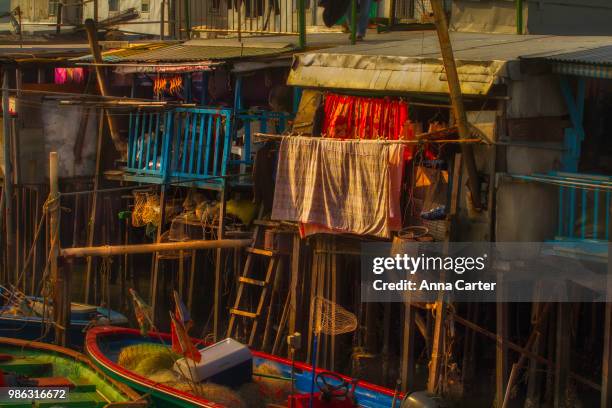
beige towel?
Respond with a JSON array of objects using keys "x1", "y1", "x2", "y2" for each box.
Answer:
[{"x1": 272, "y1": 136, "x2": 404, "y2": 238}]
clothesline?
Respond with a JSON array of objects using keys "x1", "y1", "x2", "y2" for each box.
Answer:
[{"x1": 254, "y1": 133, "x2": 483, "y2": 145}]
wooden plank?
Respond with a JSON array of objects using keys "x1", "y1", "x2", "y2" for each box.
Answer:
[
  {"x1": 230, "y1": 309, "x2": 258, "y2": 318},
  {"x1": 238, "y1": 276, "x2": 267, "y2": 287}
]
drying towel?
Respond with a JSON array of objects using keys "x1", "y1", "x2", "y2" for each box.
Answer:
[{"x1": 271, "y1": 136, "x2": 404, "y2": 238}]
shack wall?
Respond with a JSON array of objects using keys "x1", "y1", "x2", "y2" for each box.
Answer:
[
  {"x1": 451, "y1": 0, "x2": 612, "y2": 35},
  {"x1": 82, "y1": 0, "x2": 167, "y2": 36}
]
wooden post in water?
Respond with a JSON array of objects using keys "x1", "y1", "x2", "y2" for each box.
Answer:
[
  {"x1": 49, "y1": 152, "x2": 67, "y2": 346},
  {"x1": 85, "y1": 109, "x2": 104, "y2": 302},
  {"x1": 2, "y1": 69, "x2": 15, "y2": 287}
]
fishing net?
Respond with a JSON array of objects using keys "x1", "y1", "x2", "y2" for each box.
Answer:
[
  {"x1": 132, "y1": 191, "x2": 183, "y2": 229},
  {"x1": 118, "y1": 343, "x2": 179, "y2": 376},
  {"x1": 131, "y1": 191, "x2": 149, "y2": 227},
  {"x1": 311, "y1": 296, "x2": 358, "y2": 336},
  {"x1": 116, "y1": 343, "x2": 290, "y2": 408},
  {"x1": 141, "y1": 194, "x2": 162, "y2": 226}
]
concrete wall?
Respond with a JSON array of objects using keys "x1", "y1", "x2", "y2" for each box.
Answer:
[
  {"x1": 451, "y1": 0, "x2": 612, "y2": 35},
  {"x1": 15, "y1": 98, "x2": 97, "y2": 183},
  {"x1": 526, "y1": 0, "x2": 612, "y2": 35},
  {"x1": 82, "y1": 0, "x2": 167, "y2": 35},
  {"x1": 495, "y1": 179, "x2": 558, "y2": 241}
]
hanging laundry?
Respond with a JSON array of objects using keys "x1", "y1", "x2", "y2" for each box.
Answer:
[
  {"x1": 271, "y1": 136, "x2": 405, "y2": 238},
  {"x1": 54, "y1": 68, "x2": 85, "y2": 85},
  {"x1": 322, "y1": 93, "x2": 413, "y2": 141}
]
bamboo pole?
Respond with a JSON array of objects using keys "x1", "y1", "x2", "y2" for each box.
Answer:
[
  {"x1": 84, "y1": 19, "x2": 126, "y2": 156},
  {"x1": 61, "y1": 239, "x2": 252, "y2": 258},
  {"x1": 430, "y1": 0, "x2": 482, "y2": 210}
]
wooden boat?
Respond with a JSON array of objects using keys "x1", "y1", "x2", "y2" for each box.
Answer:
[
  {"x1": 0, "y1": 336, "x2": 146, "y2": 407},
  {"x1": 0, "y1": 289, "x2": 128, "y2": 349},
  {"x1": 86, "y1": 326, "x2": 400, "y2": 408}
]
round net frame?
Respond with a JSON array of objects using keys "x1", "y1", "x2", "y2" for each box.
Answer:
[{"x1": 311, "y1": 296, "x2": 358, "y2": 336}]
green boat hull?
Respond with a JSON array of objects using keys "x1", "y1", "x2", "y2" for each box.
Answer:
[{"x1": 0, "y1": 337, "x2": 143, "y2": 407}]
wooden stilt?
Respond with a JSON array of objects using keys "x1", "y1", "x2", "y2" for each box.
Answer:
[
  {"x1": 330, "y1": 237, "x2": 337, "y2": 372},
  {"x1": 178, "y1": 250, "x2": 185, "y2": 298},
  {"x1": 213, "y1": 187, "x2": 226, "y2": 341},
  {"x1": 2, "y1": 69, "x2": 15, "y2": 288},
  {"x1": 187, "y1": 249, "x2": 196, "y2": 313},
  {"x1": 496, "y1": 303, "x2": 509, "y2": 407},
  {"x1": 261, "y1": 256, "x2": 283, "y2": 351},
  {"x1": 428, "y1": 153, "x2": 462, "y2": 393},
  {"x1": 150, "y1": 186, "x2": 166, "y2": 319},
  {"x1": 603, "y1": 298, "x2": 612, "y2": 407},
  {"x1": 554, "y1": 303, "x2": 571, "y2": 408},
  {"x1": 85, "y1": 109, "x2": 104, "y2": 303},
  {"x1": 525, "y1": 302, "x2": 543, "y2": 407},
  {"x1": 288, "y1": 232, "x2": 301, "y2": 355},
  {"x1": 400, "y1": 302, "x2": 416, "y2": 392},
  {"x1": 49, "y1": 152, "x2": 66, "y2": 346}
]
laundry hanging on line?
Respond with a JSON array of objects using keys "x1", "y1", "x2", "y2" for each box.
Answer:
[
  {"x1": 322, "y1": 93, "x2": 413, "y2": 141},
  {"x1": 271, "y1": 136, "x2": 405, "y2": 238}
]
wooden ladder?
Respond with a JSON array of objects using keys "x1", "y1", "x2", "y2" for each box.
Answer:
[{"x1": 227, "y1": 219, "x2": 285, "y2": 346}]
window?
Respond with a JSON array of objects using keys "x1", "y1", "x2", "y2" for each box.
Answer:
[
  {"x1": 108, "y1": 0, "x2": 120, "y2": 12},
  {"x1": 48, "y1": 0, "x2": 59, "y2": 16},
  {"x1": 141, "y1": 0, "x2": 150, "y2": 12}
]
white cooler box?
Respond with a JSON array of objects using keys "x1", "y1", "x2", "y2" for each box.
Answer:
[{"x1": 173, "y1": 338, "x2": 252, "y2": 387}]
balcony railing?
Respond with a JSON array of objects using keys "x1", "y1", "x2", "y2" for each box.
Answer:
[{"x1": 125, "y1": 107, "x2": 291, "y2": 189}]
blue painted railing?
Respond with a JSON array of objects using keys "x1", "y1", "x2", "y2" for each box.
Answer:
[
  {"x1": 125, "y1": 107, "x2": 291, "y2": 189},
  {"x1": 236, "y1": 110, "x2": 290, "y2": 166},
  {"x1": 169, "y1": 107, "x2": 232, "y2": 190},
  {"x1": 514, "y1": 172, "x2": 612, "y2": 241},
  {"x1": 554, "y1": 172, "x2": 611, "y2": 241},
  {"x1": 127, "y1": 110, "x2": 170, "y2": 179}
]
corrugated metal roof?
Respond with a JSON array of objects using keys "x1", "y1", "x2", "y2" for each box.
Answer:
[
  {"x1": 287, "y1": 32, "x2": 612, "y2": 94},
  {"x1": 75, "y1": 41, "x2": 295, "y2": 63},
  {"x1": 521, "y1": 45, "x2": 612, "y2": 66}
]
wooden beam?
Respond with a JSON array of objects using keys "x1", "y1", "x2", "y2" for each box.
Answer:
[
  {"x1": 430, "y1": 0, "x2": 482, "y2": 210},
  {"x1": 83, "y1": 19, "x2": 126, "y2": 156}
]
